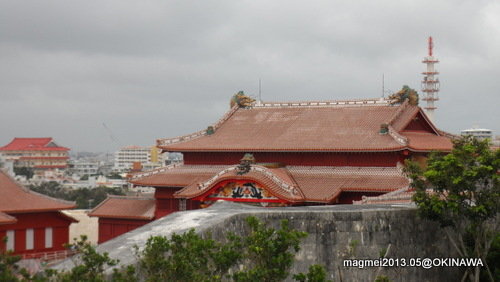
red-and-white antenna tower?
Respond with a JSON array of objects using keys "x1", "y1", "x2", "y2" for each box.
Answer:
[{"x1": 421, "y1": 36, "x2": 440, "y2": 122}]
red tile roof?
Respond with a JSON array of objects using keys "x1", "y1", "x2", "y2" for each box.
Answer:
[
  {"x1": 402, "y1": 132, "x2": 453, "y2": 152},
  {"x1": 353, "y1": 187, "x2": 414, "y2": 204},
  {"x1": 287, "y1": 166, "x2": 409, "y2": 202},
  {"x1": 0, "y1": 171, "x2": 75, "y2": 213},
  {"x1": 0, "y1": 138, "x2": 69, "y2": 151},
  {"x1": 0, "y1": 212, "x2": 17, "y2": 225},
  {"x1": 156, "y1": 99, "x2": 452, "y2": 153},
  {"x1": 134, "y1": 164, "x2": 408, "y2": 203},
  {"x1": 88, "y1": 196, "x2": 155, "y2": 220}
]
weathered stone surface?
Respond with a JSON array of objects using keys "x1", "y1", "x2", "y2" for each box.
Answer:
[{"x1": 53, "y1": 201, "x2": 460, "y2": 281}]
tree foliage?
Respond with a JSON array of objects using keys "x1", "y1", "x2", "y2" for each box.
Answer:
[
  {"x1": 233, "y1": 216, "x2": 307, "y2": 282},
  {"x1": 56, "y1": 235, "x2": 119, "y2": 282},
  {"x1": 138, "y1": 229, "x2": 242, "y2": 281},
  {"x1": 13, "y1": 167, "x2": 34, "y2": 179},
  {"x1": 29, "y1": 182, "x2": 125, "y2": 209},
  {"x1": 0, "y1": 238, "x2": 23, "y2": 281},
  {"x1": 139, "y1": 216, "x2": 321, "y2": 282},
  {"x1": 406, "y1": 136, "x2": 500, "y2": 282}
]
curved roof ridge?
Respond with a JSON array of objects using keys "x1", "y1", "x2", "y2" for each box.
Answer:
[
  {"x1": 387, "y1": 125, "x2": 408, "y2": 146},
  {"x1": 157, "y1": 105, "x2": 239, "y2": 148},
  {"x1": 198, "y1": 165, "x2": 294, "y2": 192},
  {"x1": 176, "y1": 165, "x2": 304, "y2": 201},
  {"x1": 251, "y1": 165, "x2": 303, "y2": 197}
]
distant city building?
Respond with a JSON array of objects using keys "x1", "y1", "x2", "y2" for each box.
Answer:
[
  {"x1": 113, "y1": 145, "x2": 166, "y2": 172},
  {"x1": 0, "y1": 138, "x2": 70, "y2": 170},
  {"x1": 72, "y1": 160, "x2": 100, "y2": 176},
  {"x1": 460, "y1": 128, "x2": 493, "y2": 141}
]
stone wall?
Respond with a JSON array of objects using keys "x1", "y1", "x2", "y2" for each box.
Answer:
[
  {"x1": 54, "y1": 202, "x2": 461, "y2": 281},
  {"x1": 204, "y1": 207, "x2": 461, "y2": 281}
]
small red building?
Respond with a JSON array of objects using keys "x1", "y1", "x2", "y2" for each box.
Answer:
[
  {"x1": 0, "y1": 137, "x2": 70, "y2": 170},
  {"x1": 92, "y1": 96, "x2": 453, "y2": 243},
  {"x1": 0, "y1": 170, "x2": 76, "y2": 258},
  {"x1": 88, "y1": 196, "x2": 155, "y2": 243}
]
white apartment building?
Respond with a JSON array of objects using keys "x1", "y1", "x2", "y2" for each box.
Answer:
[
  {"x1": 460, "y1": 128, "x2": 493, "y2": 141},
  {"x1": 113, "y1": 145, "x2": 166, "y2": 172}
]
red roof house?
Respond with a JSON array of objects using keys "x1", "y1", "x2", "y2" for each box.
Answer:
[
  {"x1": 0, "y1": 170, "x2": 76, "y2": 258},
  {"x1": 0, "y1": 138, "x2": 70, "y2": 170},
  {"x1": 88, "y1": 196, "x2": 155, "y2": 243},
  {"x1": 92, "y1": 96, "x2": 453, "y2": 243}
]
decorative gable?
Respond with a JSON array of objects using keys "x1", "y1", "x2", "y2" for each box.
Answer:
[
  {"x1": 205, "y1": 180, "x2": 280, "y2": 202},
  {"x1": 403, "y1": 111, "x2": 436, "y2": 133}
]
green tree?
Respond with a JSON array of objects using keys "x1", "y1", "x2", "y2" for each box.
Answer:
[
  {"x1": 0, "y1": 238, "x2": 23, "y2": 281},
  {"x1": 139, "y1": 229, "x2": 241, "y2": 281},
  {"x1": 29, "y1": 183, "x2": 126, "y2": 209},
  {"x1": 13, "y1": 167, "x2": 34, "y2": 179},
  {"x1": 56, "y1": 235, "x2": 119, "y2": 282},
  {"x1": 406, "y1": 136, "x2": 500, "y2": 282},
  {"x1": 138, "y1": 216, "x2": 327, "y2": 282},
  {"x1": 293, "y1": 264, "x2": 331, "y2": 282},
  {"x1": 233, "y1": 216, "x2": 307, "y2": 282}
]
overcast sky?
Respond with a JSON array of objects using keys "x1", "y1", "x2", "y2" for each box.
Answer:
[{"x1": 1, "y1": 0, "x2": 499, "y2": 152}]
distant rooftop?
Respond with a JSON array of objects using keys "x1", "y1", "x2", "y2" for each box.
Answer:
[{"x1": 0, "y1": 137, "x2": 69, "y2": 151}]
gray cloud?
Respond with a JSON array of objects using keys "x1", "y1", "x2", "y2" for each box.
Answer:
[{"x1": 1, "y1": 0, "x2": 499, "y2": 151}]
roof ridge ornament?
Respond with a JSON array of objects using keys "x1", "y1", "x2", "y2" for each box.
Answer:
[
  {"x1": 230, "y1": 91, "x2": 256, "y2": 108},
  {"x1": 388, "y1": 85, "x2": 419, "y2": 106},
  {"x1": 236, "y1": 153, "x2": 256, "y2": 175}
]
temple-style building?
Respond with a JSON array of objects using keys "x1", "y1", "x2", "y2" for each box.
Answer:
[
  {"x1": 0, "y1": 137, "x2": 70, "y2": 170},
  {"x1": 0, "y1": 170, "x2": 76, "y2": 258},
  {"x1": 90, "y1": 94, "x2": 453, "y2": 243}
]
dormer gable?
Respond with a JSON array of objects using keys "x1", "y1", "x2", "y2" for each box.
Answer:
[{"x1": 402, "y1": 111, "x2": 437, "y2": 134}]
